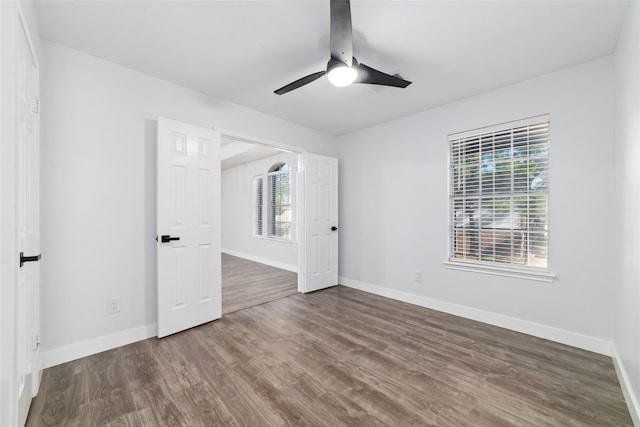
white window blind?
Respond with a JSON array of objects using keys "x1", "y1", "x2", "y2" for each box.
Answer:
[
  {"x1": 449, "y1": 115, "x2": 550, "y2": 271},
  {"x1": 268, "y1": 163, "x2": 292, "y2": 240},
  {"x1": 254, "y1": 176, "x2": 263, "y2": 236}
]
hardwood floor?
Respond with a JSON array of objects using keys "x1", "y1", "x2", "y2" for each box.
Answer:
[
  {"x1": 27, "y1": 286, "x2": 632, "y2": 426},
  {"x1": 222, "y1": 253, "x2": 298, "y2": 315}
]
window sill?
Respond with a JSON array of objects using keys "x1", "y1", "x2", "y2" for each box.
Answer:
[{"x1": 443, "y1": 260, "x2": 556, "y2": 283}]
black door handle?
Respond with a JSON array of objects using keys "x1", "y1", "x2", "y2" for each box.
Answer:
[
  {"x1": 160, "y1": 235, "x2": 180, "y2": 243},
  {"x1": 20, "y1": 252, "x2": 41, "y2": 268},
  {"x1": 331, "y1": 226, "x2": 338, "y2": 231}
]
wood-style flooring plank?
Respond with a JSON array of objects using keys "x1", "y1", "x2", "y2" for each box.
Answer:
[
  {"x1": 27, "y1": 286, "x2": 633, "y2": 426},
  {"x1": 222, "y1": 253, "x2": 298, "y2": 315}
]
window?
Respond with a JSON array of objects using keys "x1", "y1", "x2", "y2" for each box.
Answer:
[
  {"x1": 448, "y1": 115, "x2": 550, "y2": 276},
  {"x1": 254, "y1": 176, "x2": 263, "y2": 236},
  {"x1": 268, "y1": 162, "x2": 292, "y2": 240}
]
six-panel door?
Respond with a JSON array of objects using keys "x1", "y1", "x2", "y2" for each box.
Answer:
[{"x1": 157, "y1": 117, "x2": 221, "y2": 338}]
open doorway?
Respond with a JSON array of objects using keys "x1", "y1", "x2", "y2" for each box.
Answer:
[
  {"x1": 156, "y1": 120, "x2": 338, "y2": 336},
  {"x1": 220, "y1": 135, "x2": 301, "y2": 314}
]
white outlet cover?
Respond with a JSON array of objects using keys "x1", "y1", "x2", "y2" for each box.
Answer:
[{"x1": 107, "y1": 297, "x2": 120, "y2": 314}]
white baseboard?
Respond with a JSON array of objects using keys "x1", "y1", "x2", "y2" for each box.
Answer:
[
  {"x1": 222, "y1": 248, "x2": 297, "y2": 273},
  {"x1": 339, "y1": 277, "x2": 612, "y2": 356},
  {"x1": 613, "y1": 346, "x2": 640, "y2": 426},
  {"x1": 42, "y1": 323, "x2": 157, "y2": 369}
]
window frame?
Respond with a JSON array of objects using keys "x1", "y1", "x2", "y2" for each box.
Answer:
[{"x1": 444, "y1": 115, "x2": 555, "y2": 282}]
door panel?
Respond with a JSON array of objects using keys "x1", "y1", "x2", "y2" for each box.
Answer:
[
  {"x1": 303, "y1": 153, "x2": 338, "y2": 293},
  {"x1": 16, "y1": 10, "x2": 41, "y2": 426},
  {"x1": 157, "y1": 118, "x2": 221, "y2": 338},
  {"x1": 198, "y1": 243, "x2": 214, "y2": 301}
]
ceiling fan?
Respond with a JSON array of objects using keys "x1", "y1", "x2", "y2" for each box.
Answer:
[{"x1": 274, "y1": 0, "x2": 412, "y2": 95}]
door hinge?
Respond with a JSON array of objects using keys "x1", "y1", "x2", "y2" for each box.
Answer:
[{"x1": 33, "y1": 97, "x2": 40, "y2": 114}]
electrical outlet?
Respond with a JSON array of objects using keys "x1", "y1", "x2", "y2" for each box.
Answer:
[
  {"x1": 415, "y1": 271, "x2": 423, "y2": 282},
  {"x1": 107, "y1": 297, "x2": 120, "y2": 314}
]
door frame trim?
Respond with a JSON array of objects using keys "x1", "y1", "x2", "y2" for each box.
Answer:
[{"x1": 0, "y1": 3, "x2": 19, "y2": 425}]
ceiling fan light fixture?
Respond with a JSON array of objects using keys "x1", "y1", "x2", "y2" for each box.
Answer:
[
  {"x1": 272, "y1": 0, "x2": 411, "y2": 95},
  {"x1": 327, "y1": 61, "x2": 358, "y2": 87}
]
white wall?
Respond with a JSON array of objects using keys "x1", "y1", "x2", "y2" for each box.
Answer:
[
  {"x1": 337, "y1": 57, "x2": 615, "y2": 354},
  {"x1": 222, "y1": 152, "x2": 299, "y2": 271},
  {"x1": 40, "y1": 41, "x2": 336, "y2": 365},
  {"x1": 613, "y1": 2, "x2": 640, "y2": 424}
]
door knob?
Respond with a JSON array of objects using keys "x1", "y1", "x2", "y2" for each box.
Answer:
[
  {"x1": 20, "y1": 252, "x2": 41, "y2": 268},
  {"x1": 331, "y1": 226, "x2": 338, "y2": 231},
  {"x1": 160, "y1": 235, "x2": 180, "y2": 243}
]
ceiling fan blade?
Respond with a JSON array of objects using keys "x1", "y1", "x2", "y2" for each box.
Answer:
[
  {"x1": 330, "y1": 0, "x2": 353, "y2": 66},
  {"x1": 274, "y1": 71, "x2": 327, "y2": 95},
  {"x1": 355, "y1": 63, "x2": 412, "y2": 88}
]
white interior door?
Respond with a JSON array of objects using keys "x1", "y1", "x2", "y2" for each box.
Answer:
[
  {"x1": 16, "y1": 10, "x2": 41, "y2": 426},
  {"x1": 157, "y1": 117, "x2": 221, "y2": 338},
  {"x1": 303, "y1": 153, "x2": 338, "y2": 293}
]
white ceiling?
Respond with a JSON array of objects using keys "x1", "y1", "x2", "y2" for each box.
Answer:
[
  {"x1": 221, "y1": 137, "x2": 284, "y2": 170},
  {"x1": 34, "y1": 0, "x2": 629, "y2": 135}
]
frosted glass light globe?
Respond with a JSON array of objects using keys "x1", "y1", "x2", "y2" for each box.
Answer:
[{"x1": 327, "y1": 65, "x2": 358, "y2": 87}]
